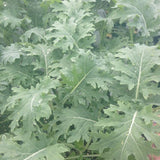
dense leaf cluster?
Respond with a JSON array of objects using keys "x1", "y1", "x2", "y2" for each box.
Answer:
[{"x1": 0, "y1": 0, "x2": 160, "y2": 160}]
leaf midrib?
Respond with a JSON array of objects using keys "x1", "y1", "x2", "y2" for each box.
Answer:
[
  {"x1": 119, "y1": 2, "x2": 148, "y2": 36},
  {"x1": 23, "y1": 148, "x2": 46, "y2": 160},
  {"x1": 135, "y1": 48, "x2": 144, "y2": 100},
  {"x1": 71, "y1": 116, "x2": 97, "y2": 123},
  {"x1": 39, "y1": 45, "x2": 48, "y2": 76},
  {"x1": 62, "y1": 66, "x2": 94, "y2": 105},
  {"x1": 120, "y1": 111, "x2": 144, "y2": 159}
]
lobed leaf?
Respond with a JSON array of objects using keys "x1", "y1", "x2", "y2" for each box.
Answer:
[
  {"x1": 3, "y1": 77, "x2": 59, "y2": 134},
  {"x1": 1, "y1": 44, "x2": 23, "y2": 64},
  {"x1": 0, "y1": 132, "x2": 69, "y2": 160},
  {"x1": 90, "y1": 101, "x2": 160, "y2": 160},
  {"x1": 54, "y1": 107, "x2": 97, "y2": 143},
  {"x1": 0, "y1": 10, "x2": 23, "y2": 29},
  {"x1": 46, "y1": 0, "x2": 95, "y2": 51},
  {"x1": 110, "y1": 0, "x2": 160, "y2": 36},
  {"x1": 21, "y1": 27, "x2": 46, "y2": 43},
  {"x1": 59, "y1": 54, "x2": 111, "y2": 105},
  {"x1": 111, "y1": 44, "x2": 160, "y2": 100}
]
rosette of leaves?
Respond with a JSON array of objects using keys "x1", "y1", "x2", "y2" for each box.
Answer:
[{"x1": 46, "y1": 0, "x2": 95, "y2": 52}]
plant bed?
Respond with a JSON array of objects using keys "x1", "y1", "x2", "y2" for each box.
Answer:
[{"x1": 0, "y1": 0, "x2": 160, "y2": 160}]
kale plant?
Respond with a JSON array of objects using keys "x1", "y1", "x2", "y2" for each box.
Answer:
[{"x1": 0, "y1": 0, "x2": 160, "y2": 159}]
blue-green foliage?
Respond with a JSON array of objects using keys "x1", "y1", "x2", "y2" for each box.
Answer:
[{"x1": 0, "y1": 0, "x2": 160, "y2": 160}]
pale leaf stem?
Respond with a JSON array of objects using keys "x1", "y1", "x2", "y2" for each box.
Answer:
[
  {"x1": 135, "y1": 47, "x2": 144, "y2": 100},
  {"x1": 23, "y1": 148, "x2": 46, "y2": 160},
  {"x1": 120, "y1": 111, "x2": 137, "y2": 159}
]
